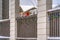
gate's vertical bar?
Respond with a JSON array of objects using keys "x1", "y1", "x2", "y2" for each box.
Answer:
[{"x1": 59, "y1": 12, "x2": 60, "y2": 37}]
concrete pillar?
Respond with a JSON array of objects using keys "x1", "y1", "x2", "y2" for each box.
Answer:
[
  {"x1": 0, "y1": 0, "x2": 2, "y2": 19},
  {"x1": 9, "y1": 0, "x2": 17, "y2": 40},
  {"x1": 37, "y1": 0, "x2": 52, "y2": 40}
]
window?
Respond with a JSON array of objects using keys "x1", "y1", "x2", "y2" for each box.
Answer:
[
  {"x1": 17, "y1": 0, "x2": 38, "y2": 18},
  {"x1": 20, "y1": 0, "x2": 37, "y2": 12},
  {"x1": 52, "y1": 0, "x2": 60, "y2": 8}
]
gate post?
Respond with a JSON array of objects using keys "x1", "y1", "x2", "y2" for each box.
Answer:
[
  {"x1": 9, "y1": 0, "x2": 17, "y2": 40},
  {"x1": 37, "y1": 0, "x2": 52, "y2": 40}
]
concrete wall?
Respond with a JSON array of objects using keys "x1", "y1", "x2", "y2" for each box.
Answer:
[
  {"x1": 9, "y1": 0, "x2": 17, "y2": 40},
  {"x1": 37, "y1": 0, "x2": 52, "y2": 40}
]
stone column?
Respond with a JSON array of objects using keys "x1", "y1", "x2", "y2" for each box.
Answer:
[
  {"x1": 0, "y1": 0, "x2": 2, "y2": 19},
  {"x1": 9, "y1": 0, "x2": 17, "y2": 40},
  {"x1": 37, "y1": 0, "x2": 52, "y2": 40}
]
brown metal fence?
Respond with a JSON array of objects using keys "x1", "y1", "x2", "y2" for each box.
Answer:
[
  {"x1": 49, "y1": 12, "x2": 60, "y2": 37},
  {"x1": 48, "y1": 12, "x2": 60, "y2": 40},
  {"x1": 17, "y1": 15, "x2": 37, "y2": 38}
]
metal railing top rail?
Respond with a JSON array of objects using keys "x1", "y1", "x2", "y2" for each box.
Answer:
[
  {"x1": 48, "y1": 37, "x2": 60, "y2": 39},
  {"x1": 47, "y1": 7, "x2": 60, "y2": 13},
  {"x1": 0, "y1": 36, "x2": 10, "y2": 38}
]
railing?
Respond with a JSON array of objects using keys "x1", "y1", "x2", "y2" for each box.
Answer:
[
  {"x1": 47, "y1": 7, "x2": 60, "y2": 40},
  {"x1": 0, "y1": 36, "x2": 10, "y2": 39},
  {"x1": 48, "y1": 12, "x2": 60, "y2": 37},
  {"x1": 48, "y1": 37, "x2": 60, "y2": 40}
]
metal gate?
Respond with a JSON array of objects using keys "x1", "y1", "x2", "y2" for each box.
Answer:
[
  {"x1": 48, "y1": 12, "x2": 60, "y2": 40},
  {"x1": 17, "y1": 15, "x2": 37, "y2": 40}
]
